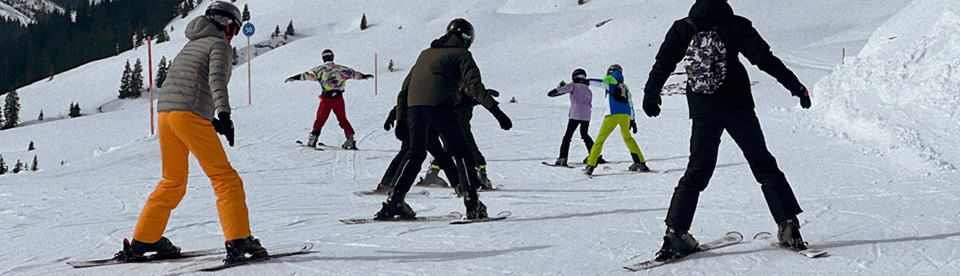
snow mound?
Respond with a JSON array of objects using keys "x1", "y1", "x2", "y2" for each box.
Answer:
[{"x1": 815, "y1": 7, "x2": 960, "y2": 173}]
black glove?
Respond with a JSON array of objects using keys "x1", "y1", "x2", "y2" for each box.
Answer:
[
  {"x1": 362, "y1": 74, "x2": 375, "y2": 80},
  {"x1": 284, "y1": 75, "x2": 300, "y2": 83},
  {"x1": 558, "y1": 81, "x2": 566, "y2": 87},
  {"x1": 630, "y1": 120, "x2": 638, "y2": 134},
  {"x1": 547, "y1": 88, "x2": 560, "y2": 97},
  {"x1": 489, "y1": 105, "x2": 513, "y2": 130},
  {"x1": 384, "y1": 109, "x2": 397, "y2": 131},
  {"x1": 212, "y1": 112, "x2": 235, "y2": 147},
  {"x1": 394, "y1": 120, "x2": 408, "y2": 140},
  {"x1": 486, "y1": 88, "x2": 500, "y2": 97},
  {"x1": 794, "y1": 86, "x2": 812, "y2": 109},
  {"x1": 642, "y1": 92, "x2": 662, "y2": 117}
]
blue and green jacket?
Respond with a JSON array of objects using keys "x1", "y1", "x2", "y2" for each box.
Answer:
[{"x1": 588, "y1": 70, "x2": 634, "y2": 119}]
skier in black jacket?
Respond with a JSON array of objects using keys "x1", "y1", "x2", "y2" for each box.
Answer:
[
  {"x1": 375, "y1": 106, "x2": 460, "y2": 194},
  {"x1": 642, "y1": 0, "x2": 813, "y2": 261}
]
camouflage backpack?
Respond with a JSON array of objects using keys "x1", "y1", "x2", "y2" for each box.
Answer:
[{"x1": 682, "y1": 18, "x2": 727, "y2": 94}]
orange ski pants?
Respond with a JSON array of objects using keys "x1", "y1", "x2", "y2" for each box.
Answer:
[{"x1": 133, "y1": 111, "x2": 251, "y2": 243}]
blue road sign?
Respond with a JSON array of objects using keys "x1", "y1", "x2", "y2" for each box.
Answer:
[{"x1": 242, "y1": 23, "x2": 255, "y2": 37}]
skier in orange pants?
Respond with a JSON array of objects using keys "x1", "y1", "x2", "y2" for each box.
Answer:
[{"x1": 115, "y1": 1, "x2": 268, "y2": 264}]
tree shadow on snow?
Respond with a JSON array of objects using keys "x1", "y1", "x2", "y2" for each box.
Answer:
[
  {"x1": 267, "y1": 245, "x2": 552, "y2": 264},
  {"x1": 507, "y1": 208, "x2": 667, "y2": 223}
]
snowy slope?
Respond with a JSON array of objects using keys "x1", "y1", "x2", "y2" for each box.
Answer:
[
  {"x1": 4, "y1": 0, "x2": 960, "y2": 275},
  {"x1": 0, "y1": 1, "x2": 32, "y2": 25},
  {"x1": 815, "y1": 0, "x2": 960, "y2": 173}
]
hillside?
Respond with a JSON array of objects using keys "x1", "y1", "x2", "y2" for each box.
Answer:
[{"x1": 3, "y1": 0, "x2": 960, "y2": 275}]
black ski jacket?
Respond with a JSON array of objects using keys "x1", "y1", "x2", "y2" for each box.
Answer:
[{"x1": 643, "y1": 0, "x2": 804, "y2": 118}]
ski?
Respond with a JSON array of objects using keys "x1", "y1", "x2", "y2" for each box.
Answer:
[
  {"x1": 67, "y1": 247, "x2": 224, "y2": 268},
  {"x1": 294, "y1": 140, "x2": 324, "y2": 151},
  {"x1": 623, "y1": 231, "x2": 744, "y2": 271},
  {"x1": 352, "y1": 189, "x2": 429, "y2": 197},
  {"x1": 753, "y1": 232, "x2": 828, "y2": 258},
  {"x1": 317, "y1": 142, "x2": 357, "y2": 151},
  {"x1": 541, "y1": 161, "x2": 576, "y2": 168},
  {"x1": 183, "y1": 243, "x2": 315, "y2": 273},
  {"x1": 450, "y1": 211, "x2": 512, "y2": 224},
  {"x1": 339, "y1": 211, "x2": 463, "y2": 225}
]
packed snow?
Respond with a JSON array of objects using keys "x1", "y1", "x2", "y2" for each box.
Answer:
[{"x1": 2, "y1": 0, "x2": 959, "y2": 275}]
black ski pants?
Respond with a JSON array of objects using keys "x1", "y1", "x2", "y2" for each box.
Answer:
[
  {"x1": 379, "y1": 125, "x2": 458, "y2": 188},
  {"x1": 431, "y1": 105, "x2": 487, "y2": 167},
  {"x1": 665, "y1": 108, "x2": 803, "y2": 232},
  {"x1": 558, "y1": 119, "x2": 594, "y2": 159},
  {"x1": 391, "y1": 105, "x2": 482, "y2": 203}
]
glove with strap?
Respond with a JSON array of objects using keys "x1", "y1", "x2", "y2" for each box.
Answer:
[
  {"x1": 384, "y1": 108, "x2": 397, "y2": 131},
  {"x1": 211, "y1": 112, "x2": 235, "y2": 147},
  {"x1": 362, "y1": 74, "x2": 375, "y2": 80},
  {"x1": 793, "y1": 85, "x2": 812, "y2": 109},
  {"x1": 630, "y1": 120, "x2": 638, "y2": 134}
]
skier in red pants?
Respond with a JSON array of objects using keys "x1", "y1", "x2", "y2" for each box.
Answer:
[{"x1": 285, "y1": 49, "x2": 373, "y2": 149}]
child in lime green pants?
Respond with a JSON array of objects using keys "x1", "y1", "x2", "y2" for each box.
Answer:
[{"x1": 585, "y1": 64, "x2": 650, "y2": 174}]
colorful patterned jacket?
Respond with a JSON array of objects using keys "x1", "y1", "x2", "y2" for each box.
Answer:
[{"x1": 292, "y1": 62, "x2": 365, "y2": 96}]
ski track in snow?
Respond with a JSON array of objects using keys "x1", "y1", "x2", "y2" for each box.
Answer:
[{"x1": 2, "y1": 0, "x2": 960, "y2": 275}]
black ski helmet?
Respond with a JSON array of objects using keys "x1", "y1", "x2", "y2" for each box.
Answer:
[
  {"x1": 322, "y1": 49, "x2": 334, "y2": 62},
  {"x1": 446, "y1": 18, "x2": 475, "y2": 48},
  {"x1": 572, "y1": 68, "x2": 587, "y2": 81},
  {"x1": 607, "y1": 64, "x2": 623, "y2": 75},
  {"x1": 205, "y1": 1, "x2": 242, "y2": 36}
]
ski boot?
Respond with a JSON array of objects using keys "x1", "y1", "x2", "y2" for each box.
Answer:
[
  {"x1": 553, "y1": 158, "x2": 568, "y2": 167},
  {"x1": 464, "y1": 198, "x2": 488, "y2": 220},
  {"x1": 114, "y1": 236, "x2": 181, "y2": 262},
  {"x1": 415, "y1": 165, "x2": 448, "y2": 187},
  {"x1": 629, "y1": 162, "x2": 651, "y2": 172},
  {"x1": 477, "y1": 165, "x2": 494, "y2": 190},
  {"x1": 584, "y1": 165, "x2": 595, "y2": 176},
  {"x1": 305, "y1": 132, "x2": 319, "y2": 148},
  {"x1": 777, "y1": 217, "x2": 807, "y2": 250},
  {"x1": 655, "y1": 227, "x2": 699, "y2": 261},
  {"x1": 342, "y1": 135, "x2": 358, "y2": 150},
  {"x1": 223, "y1": 236, "x2": 269, "y2": 264},
  {"x1": 374, "y1": 198, "x2": 416, "y2": 220}
]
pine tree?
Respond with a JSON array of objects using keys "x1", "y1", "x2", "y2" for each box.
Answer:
[
  {"x1": 157, "y1": 29, "x2": 170, "y2": 43},
  {"x1": 28, "y1": 141, "x2": 34, "y2": 151},
  {"x1": 179, "y1": 3, "x2": 188, "y2": 18},
  {"x1": 272, "y1": 25, "x2": 280, "y2": 39},
  {"x1": 3, "y1": 89, "x2": 20, "y2": 129},
  {"x1": 38, "y1": 110, "x2": 43, "y2": 121},
  {"x1": 12, "y1": 159, "x2": 23, "y2": 174},
  {"x1": 360, "y1": 13, "x2": 367, "y2": 30},
  {"x1": 230, "y1": 0, "x2": 236, "y2": 2},
  {"x1": 130, "y1": 59, "x2": 144, "y2": 98},
  {"x1": 119, "y1": 60, "x2": 131, "y2": 99},
  {"x1": 69, "y1": 102, "x2": 81, "y2": 118},
  {"x1": 156, "y1": 56, "x2": 168, "y2": 88},
  {"x1": 242, "y1": 4, "x2": 250, "y2": 22},
  {"x1": 0, "y1": 155, "x2": 6, "y2": 175},
  {"x1": 232, "y1": 47, "x2": 239, "y2": 65},
  {"x1": 31, "y1": 155, "x2": 37, "y2": 171},
  {"x1": 0, "y1": 100, "x2": 4, "y2": 128},
  {"x1": 285, "y1": 21, "x2": 295, "y2": 37}
]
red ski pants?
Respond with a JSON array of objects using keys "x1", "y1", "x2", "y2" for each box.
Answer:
[{"x1": 313, "y1": 95, "x2": 355, "y2": 136}]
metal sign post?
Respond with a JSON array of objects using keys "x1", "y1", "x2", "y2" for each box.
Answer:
[{"x1": 243, "y1": 23, "x2": 256, "y2": 105}]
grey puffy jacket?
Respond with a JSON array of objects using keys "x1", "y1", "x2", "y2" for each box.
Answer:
[{"x1": 157, "y1": 16, "x2": 233, "y2": 120}]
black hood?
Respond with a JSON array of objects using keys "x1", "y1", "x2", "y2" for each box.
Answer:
[
  {"x1": 689, "y1": 0, "x2": 734, "y2": 22},
  {"x1": 430, "y1": 33, "x2": 468, "y2": 49}
]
